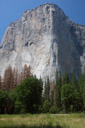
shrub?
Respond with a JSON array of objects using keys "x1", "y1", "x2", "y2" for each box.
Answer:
[
  {"x1": 42, "y1": 100, "x2": 51, "y2": 113},
  {"x1": 49, "y1": 106, "x2": 60, "y2": 114}
]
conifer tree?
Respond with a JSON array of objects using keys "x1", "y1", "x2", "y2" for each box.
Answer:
[
  {"x1": 79, "y1": 74, "x2": 85, "y2": 109},
  {"x1": 62, "y1": 73, "x2": 70, "y2": 85},
  {"x1": 44, "y1": 77, "x2": 50, "y2": 101},
  {"x1": 17, "y1": 65, "x2": 32, "y2": 85},
  {"x1": 71, "y1": 73, "x2": 79, "y2": 91},
  {"x1": 39, "y1": 76, "x2": 43, "y2": 90},
  {"x1": 22, "y1": 64, "x2": 32, "y2": 79},
  {"x1": 50, "y1": 82, "x2": 56, "y2": 105},
  {"x1": 23, "y1": 64, "x2": 28, "y2": 80},
  {"x1": 2, "y1": 65, "x2": 13, "y2": 90},
  {"x1": 17, "y1": 72, "x2": 23, "y2": 85},
  {"x1": 0, "y1": 75, "x2": 2, "y2": 89},
  {"x1": 13, "y1": 68, "x2": 18, "y2": 88},
  {"x1": 56, "y1": 72, "x2": 62, "y2": 108},
  {"x1": 27, "y1": 65, "x2": 32, "y2": 77}
]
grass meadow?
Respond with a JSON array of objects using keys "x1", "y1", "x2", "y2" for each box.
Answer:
[{"x1": 0, "y1": 114, "x2": 85, "y2": 128}]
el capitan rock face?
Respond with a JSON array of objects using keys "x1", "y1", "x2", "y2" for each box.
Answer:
[{"x1": 0, "y1": 3, "x2": 85, "y2": 81}]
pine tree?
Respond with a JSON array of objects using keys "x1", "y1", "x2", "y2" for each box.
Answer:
[
  {"x1": 27, "y1": 65, "x2": 32, "y2": 77},
  {"x1": 55, "y1": 72, "x2": 62, "y2": 108},
  {"x1": 10, "y1": 67, "x2": 18, "y2": 89},
  {"x1": 2, "y1": 65, "x2": 16, "y2": 90},
  {"x1": 50, "y1": 82, "x2": 56, "y2": 105},
  {"x1": 17, "y1": 65, "x2": 32, "y2": 85},
  {"x1": 71, "y1": 73, "x2": 79, "y2": 91},
  {"x1": 44, "y1": 77, "x2": 50, "y2": 101},
  {"x1": 62, "y1": 73, "x2": 70, "y2": 85},
  {"x1": 40, "y1": 76, "x2": 43, "y2": 90},
  {"x1": 2, "y1": 65, "x2": 13, "y2": 90},
  {"x1": 23, "y1": 64, "x2": 28, "y2": 80},
  {"x1": 79, "y1": 74, "x2": 85, "y2": 109},
  {"x1": 13, "y1": 68, "x2": 18, "y2": 88},
  {"x1": 17, "y1": 72, "x2": 23, "y2": 85},
  {"x1": 22, "y1": 64, "x2": 32, "y2": 79},
  {"x1": 0, "y1": 75, "x2": 2, "y2": 89}
]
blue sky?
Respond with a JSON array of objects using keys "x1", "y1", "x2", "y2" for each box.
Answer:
[{"x1": 0, "y1": 0, "x2": 85, "y2": 42}]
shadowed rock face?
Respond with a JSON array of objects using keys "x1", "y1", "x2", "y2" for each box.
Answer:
[{"x1": 0, "y1": 3, "x2": 85, "y2": 81}]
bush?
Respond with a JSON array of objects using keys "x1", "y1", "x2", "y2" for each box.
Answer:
[
  {"x1": 49, "y1": 106, "x2": 60, "y2": 114},
  {"x1": 42, "y1": 100, "x2": 51, "y2": 113}
]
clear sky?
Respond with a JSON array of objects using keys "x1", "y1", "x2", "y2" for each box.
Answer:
[{"x1": 0, "y1": 0, "x2": 85, "y2": 42}]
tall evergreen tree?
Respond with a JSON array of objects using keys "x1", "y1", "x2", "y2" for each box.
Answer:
[
  {"x1": 44, "y1": 77, "x2": 50, "y2": 101},
  {"x1": 2, "y1": 65, "x2": 13, "y2": 90},
  {"x1": 71, "y1": 73, "x2": 79, "y2": 91},
  {"x1": 13, "y1": 68, "x2": 18, "y2": 88},
  {"x1": 0, "y1": 75, "x2": 2, "y2": 90},
  {"x1": 17, "y1": 72, "x2": 23, "y2": 85},
  {"x1": 62, "y1": 73, "x2": 70, "y2": 85},
  {"x1": 50, "y1": 82, "x2": 56, "y2": 105},
  {"x1": 23, "y1": 65, "x2": 32, "y2": 79},
  {"x1": 18, "y1": 65, "x2": 32, "y2": 85},
  {"x1": 79, "y1": 74, "x2": 85, "y2": 109},
  {"x1": 39, "y1": 76, "x2": 43, "y2": 89},
  {"x1": 55, "y1": 72, "x2": 62, "y2": 108}
]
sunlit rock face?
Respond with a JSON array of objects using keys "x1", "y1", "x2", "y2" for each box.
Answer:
[{"x1": 0, "y1": 4, "x2": 85, "y2": 81}]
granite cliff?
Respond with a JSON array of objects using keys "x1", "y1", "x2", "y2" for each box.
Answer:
[{"x1": 0, "y1": 4, "x2": 85, "y2": 81}]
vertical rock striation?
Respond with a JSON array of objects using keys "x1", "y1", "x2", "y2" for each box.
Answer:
[{"x1": 0, "y1": 3, "x2": 85, "y2": 81}]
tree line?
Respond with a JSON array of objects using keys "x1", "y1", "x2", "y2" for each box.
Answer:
[
  {"x1": 0, "y1": 64, "x2": 32, "y2": 90},
  {"x1": 0, "y1": 65, "x2": 85, "y2": 114},
  {"x1": 43, "y1": 73, "x2": 84, "y2": 113}
]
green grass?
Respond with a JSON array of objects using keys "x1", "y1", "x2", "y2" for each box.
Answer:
[{"x1": 0, "y1": 114, "x2": 85, "y2": 128}]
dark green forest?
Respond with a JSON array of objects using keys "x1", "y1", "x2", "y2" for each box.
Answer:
[{"x1": 0, "y1": 65, "x2": 85, "y2": 114}]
